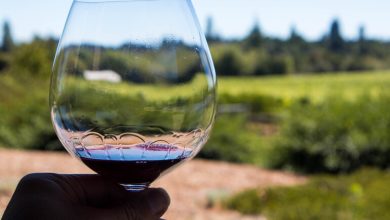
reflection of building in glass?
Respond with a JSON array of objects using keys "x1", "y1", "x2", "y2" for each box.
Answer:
[{"x1": 83, "y1": 70, "x2": 122, "y2": 83}]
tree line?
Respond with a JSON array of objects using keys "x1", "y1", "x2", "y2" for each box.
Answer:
[
  {"x1": 206, "y1": 18, "x2": 390, "y2": 75},
  {"x1": 2, "y1": 19, "x2": 390, "y2": 76}
]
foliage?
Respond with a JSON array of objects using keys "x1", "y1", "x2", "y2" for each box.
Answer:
[
  {"x1": 59, "y1": 44, "x2": 201, "y2": 84},
  {"x1": 223, "y1": 189, "x2": 264, "y2": 215},
  {"x1": 207, "y1": 20, "x2": 390, "y2": 74},
  {"x1": 243, "y1": 22, "x2": 263, "y2": 49},
  {"x1": 9, "y1": 38, "x2": 57, "y2": 79},
  {"x1": 224, "y1": 169, "x2": 390, "y2": 220},
  {"x1": 0, "y1": 52, "x2": 9, "y2": 71},
  {"x1": 0, "y1": 38, "x2": 59, "y2": 150},
  {"x1": 270, "y1": 95, "x2": 390, "y2": 173},
  {"x1": 327, "y1": 19, "x2": 345, "y2": 52},
  {"x1": 1, "y1": 21, "x2": 14, "y2": 52},
  {"x1": 0, "y1": 76, "x2": 56, "y2": 150},
  {"x1": 205, "y1": 17, "x2": 220, "y2": 42},
  {"x1": 214, "y1": 50, "x2": 242, "y2": 76},
  {"x1": 199, "y1": 114, "x2": 266, "y2": 164}
]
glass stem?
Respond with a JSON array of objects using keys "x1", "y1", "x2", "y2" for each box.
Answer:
[{"x1": 120, "y1": 183, "x2": 150, "y2": 192}]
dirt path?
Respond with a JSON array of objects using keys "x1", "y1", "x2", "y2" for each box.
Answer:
[{"x1": 0, "y1": 149, "x2": 306, "y2": 219}]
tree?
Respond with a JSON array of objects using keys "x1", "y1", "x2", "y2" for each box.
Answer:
[
  {"x1": 288, "y1": 26, "x2": 304, "y2": 44},
  {"x1": 215, "y1": 50, "x2": 241, "y2": 76},
  {"x1": 205, "y1": 17, "x2": 220, "y2": 43},
  {"x1": 328, "y1": 19, "x2": 344, "y2": 52},
  {"x1": 205, "y1": 17, "x2": 214, "y2": 41},
  {"x1": 358, "y1": 25, "x2": 366, "y2": 42},
  {"x1": 358, "y1": 25, "x2": 368, "y2": 55},
  {"x1": 244, "y1": 22, "x2": 263, "y2": 49},
  {"x1": 1, "y1": 21, "x2": 14, "y2": 52}
]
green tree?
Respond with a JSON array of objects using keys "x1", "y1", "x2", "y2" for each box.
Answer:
[
  {"x1": 288, "y1": 26, "x2": 304, "y2": 44},
  {"x1": 205, "y1": 17, "x2": 219, "y2": 42},
  {"x1": 358, "y1": 25, "x2": 368, "y2": 55},
  {"x1": 1, "y1": 21, "x2": 14, "y2": 52},
  {"x1": 215, "y1": 50, "x2": 241, "y2": 76},
  {"x1": 358, "y1": 25, "x2": 366, "y2": 42},
  {"x1": 10, "y1": 39, "x2": 53, "y2": 78},
  {"x1": 244, "y1": 22, "x2": 263, "y2": 49},
  {"x1": 328, "y1": 19, "x2": 344, "y2": 52}
]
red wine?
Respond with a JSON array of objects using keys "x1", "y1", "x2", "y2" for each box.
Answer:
[{"x1": 76, "y1": 143, "x2": 191, "y2": 184}]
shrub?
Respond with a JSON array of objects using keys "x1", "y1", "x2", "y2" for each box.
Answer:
[
  {"x1": 254, "y1": 55, "x2": 295, "y2": 75},
  {"x1": 224, "y1": 169, "x2": 390, "y2": 220},
  {"x1": 269, "y1": 95, "x2": 390, "y2": 173},
  {"x1": 0, "y1": 77, "x2": 60, "y2": 150},
  {"x1": 223, "y1": 189, "x2": 264, "y2": 215},
  {"x1": 197, "y1": 114, "x2": 266, "y2": 164},
  {"x1": 214, "y1": 50, "x2": 242, "y2": 76},
  {"x1": 0, "y1": 53, "x2": 9, "y2": 71},
  {"x1": 9, "y1": 39, "x2": 55, "y2": 79}
]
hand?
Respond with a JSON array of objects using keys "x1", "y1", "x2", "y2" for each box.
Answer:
[{"x1": 3, "y1": 173, "x2": 170, "y2": 220}]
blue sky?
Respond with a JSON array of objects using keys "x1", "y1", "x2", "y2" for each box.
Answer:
[{"x1": 1, "y1": 0, "x2": 390, "y2": 42}]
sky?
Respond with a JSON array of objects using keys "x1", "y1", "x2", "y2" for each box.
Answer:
[{"x1": 1, "y1": 0, "x2": 390, "y2": 42}]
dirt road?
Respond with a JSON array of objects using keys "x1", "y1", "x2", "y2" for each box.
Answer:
[{"x1": 0, "y1": 149, "x2": 306, "y2": 219}]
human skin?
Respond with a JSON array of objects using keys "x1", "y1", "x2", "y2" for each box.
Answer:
[{"x1": 2, "y1": 173, "x2": 170, "y2": 220}]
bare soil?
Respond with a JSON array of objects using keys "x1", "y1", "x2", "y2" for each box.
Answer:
[{"x1": 0, "y1": 149, "x2": 306, "y2": 219}]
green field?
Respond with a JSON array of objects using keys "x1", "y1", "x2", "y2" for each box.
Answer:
[
  {"x1": 1, "y1": 70, "x2": 390, "y2": 172},
  {"x1": 219, "y1": 70, "x2": 390, "y2": 103},
  {"x1": 55, "y1": 70, "x2": 390, "y2": 103}
]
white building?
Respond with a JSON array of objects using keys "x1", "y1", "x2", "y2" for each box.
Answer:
[{"x1": 83, "y1": 70, "x2": 122, "y2": 83}]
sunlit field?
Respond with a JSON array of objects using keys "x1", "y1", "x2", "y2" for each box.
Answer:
[{"x1": 219, "y1": 70, "x2": 390, "y2": 103}]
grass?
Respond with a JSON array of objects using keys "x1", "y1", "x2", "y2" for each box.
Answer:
[
  {"x1": 219, "y1": 70, "x2": 390, "y2": 104},
  {"x1": 61, "y1": 70, "x2": 390, "y2": 103},
  {"x1": 223, "y1": 169, "x2": 390, "y2": 220}
]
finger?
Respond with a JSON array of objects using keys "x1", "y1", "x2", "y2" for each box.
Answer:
[
  {"x1": 15, "y1": 173, "x2": 127, "y2": 207},
  {"x1": 82, "y1": 188, "x2": 171, "y2": 220},
  {"x1": 55, "y1": 174, "x2": 128, "y2": 207},
  {"x1": 54, "y1": 174, "x2": 171, "y2": 219},
  {"x1": 124, "y1": 188, "x2": 171, "y2": 219}
]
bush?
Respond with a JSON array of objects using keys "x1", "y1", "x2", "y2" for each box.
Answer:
[
  {"x1": 224, "y1": 169, "x2": 390, "y2": 220},
  {"x1": 9, "y1": 39, "x2": 56, "y2": 79},
  {"x1": 223, "y1": 189, "x2": 264, "y2": 215},
  {"x1": 0, "y1": 76, "x2": 60, "y2": 150},
  {"x1": 0, "y1": 53, "x2": 9, "y2": 71},
  {"x1": 254, "y1": 55, "x2": 295, "y2": 75},
  {"x1": 269, "y1": 95, "x2": 390, "y2": 173},
  {"x1": 214, "y1": 50, "x2": 242, "y2": 76},
  {"x1": 197, "y1": 114, "x2": 266, "y2": 164},
  {"x1": 218, "y1": 93, "x2": 283, "y2": 113}
]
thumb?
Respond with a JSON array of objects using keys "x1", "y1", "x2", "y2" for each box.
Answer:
[
  {"x1": 85, "y1": 188, "x2": 170, "y2": 220},
  {"x1": 121, "y1": 188, "x2": 170, "y2": 220}
]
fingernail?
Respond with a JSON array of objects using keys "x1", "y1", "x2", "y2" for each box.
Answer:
[{"x1": 147, "y1": 188, "x2": 170, "y2": 216}]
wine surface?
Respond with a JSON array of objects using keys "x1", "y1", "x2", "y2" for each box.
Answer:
[{"x1": 76, "y1": 143, "x2": 190, "y2": 184}]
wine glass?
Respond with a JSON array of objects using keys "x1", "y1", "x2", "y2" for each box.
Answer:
[{"x1": 50, "y1": 0, "x2": 216, "y2": 191}]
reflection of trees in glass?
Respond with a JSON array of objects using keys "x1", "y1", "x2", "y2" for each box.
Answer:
[
  {"x1": 56, "y1": 74, "x2": 213, "y2": 134},
  {"x1": 60, "y1": 39, "x2": 202, "y2": 84}
]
